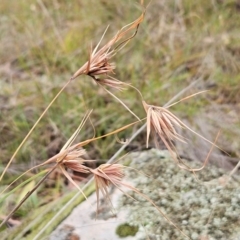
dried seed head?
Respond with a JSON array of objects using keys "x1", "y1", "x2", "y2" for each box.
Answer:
[
  {"x1": 71, "y1": 12, "x2": 144, "y2": 80},
  {"x1": 63, "y1": 160, "x2": 90, "y2": 174},
  {"x1": 91, "y1": 163, "x2": 124, "y2": 188},
  {"x1": 57, "y1": 148, "x2": 86, "y2": 163},
  {"x1": 71, "y1": 51, "x2": 116, "y2": 79},
  {"x1": 59, "y1": 147, "x2": 93, "y2": 174},
  {"x1": 90, "y1": 163, "x2": 124, "y2": 210},
  {"x1": 96, "y1": 77, "x2": 126, "y2": 91},
  {"x1": 54, "y1": 147, "x2": 91, "y2": 198},
  {"x1": 142, "y1": 100, "x2": 185, "y2": 151}
]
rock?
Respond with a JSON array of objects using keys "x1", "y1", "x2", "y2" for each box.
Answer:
[
  {"x1": 50, "y1": 149, "x2": 240, "y2": 240},
  {"x1": 119, "y1": 149, "x2": 240, "y2": 239}
]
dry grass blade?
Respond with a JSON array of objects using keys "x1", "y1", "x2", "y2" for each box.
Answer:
[
  {"x1": 131, "y1": 188, "x2": 191, "y2": 240},
  {"x1": 59, "y1": 165, "x2": 88, "y2": 199},
  {"x1": 189, "y1": 131, "x2": 221, "y2": 172},
  {"x1": 1, "y1": 111, "x2": 93, "y2": 210},
  {"x1": 0, "y1": 164, "x2": 58, "y2": 228},
  {"x1": 60, "y1": 110, "x2": 93, "y2": 153},
  {"x1": 72, "y1": 118, "x2": 144, "y2": 148},
  {"x1": 165, "y1": 90, "x2": 209, "y2": 108},
  {"x1": 0, "y1": 80, "x2": 71, "y2": 183},
  {"x1": 102, "y1": 86, "x2": 140, "y2": 120}
]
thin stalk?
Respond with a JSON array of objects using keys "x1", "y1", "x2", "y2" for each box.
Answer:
[
  {"x1": 0, "y1": 164, "x2": 58, "y2": 228},
  {"x1": 124, "y1": 82, "x2": 144, "y2": 99},
  {"x1": 0, "y1": 80, "x2": 71, "y2": 182},
  {"x1": 136, "y1": 190, "x2": 191, "y2": 240},
  {"x1": 103, "y1": 86, "x2": 140, "y2": 121},
  {"x1": 229, "y1": 160, "x2": 240, "y2": 177}
]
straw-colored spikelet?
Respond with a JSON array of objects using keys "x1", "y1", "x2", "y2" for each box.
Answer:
[
  {"x1": 61, "y1": 148, "x2": 91, "y2": 174},
  {"x1": 142, "y1": 100, "x2": 186, "y2": 153},
  {"x1": 53, "y1": 147, "x2": 91, "y2": 198},
  {"x1": 89, "y1": 163, "x2": 124, "y2": 210},
  {"x1": 95, "y1": 76, "x2": 126, "y2": 91},
  {"x1": 71, "y1": 12, "x2": 144, "y2": 84}
]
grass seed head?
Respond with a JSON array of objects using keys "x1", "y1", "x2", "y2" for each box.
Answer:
[
  {"x1": 63, "y1": 160, "x2": 90, "y2": 174},
  {"x1": 96, "y1": 77, "x2": 126, "y2": 91},
  {"x1": 90, "y1": 163, "x2": 124, "y2": 210},
  {"x1": 71, "y1": 12, "x2": 144, "y2": 81},
  {"x1": 142, "y1": 100, "x2": 185, "y2": 150},
  {"x1": 56, "y1": 148, "x2": 86, "y2": 163},
  {"x1": 91, "y1": 163, "x2": 124, "y2": 188},
  {"x1": 54, "y1": 147, "x2": 91, "y2": 197},
  {"x1": 59, "y1": 147, "x2": 93, "y2": 174}
]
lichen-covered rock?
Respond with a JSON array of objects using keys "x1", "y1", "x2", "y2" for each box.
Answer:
[{"x1": 119, "y1": 149, "x2": 240, "y2": 240}]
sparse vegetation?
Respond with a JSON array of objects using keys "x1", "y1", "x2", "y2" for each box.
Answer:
[{"x1": 0, "y1": 0, "x2": 240, "y2": 239}]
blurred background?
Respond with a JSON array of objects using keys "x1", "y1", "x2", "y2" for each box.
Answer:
[{"x1": 0, "y1": 0, "x2": 240, "y2": 234}]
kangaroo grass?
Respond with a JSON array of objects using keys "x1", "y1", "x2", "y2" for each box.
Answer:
[
  {"x1": 0, "y1": 111, "x2": 143, "y2": 227},
  {"x1": 2, "y1": 82, "x2": 222, "y2": 239},
  {"x1": 2, "y1": 2, "x2": 230, "y2": 239},
  {"x1": 0, "y1": 9, "x2": 145, "y2": 183},
  {"x1": 33, "y1": 82, "x2": 209, "y2": 239}
]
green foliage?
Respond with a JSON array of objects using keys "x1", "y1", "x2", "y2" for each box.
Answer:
[{"x1": 116, "y1": 223, "x2": 139, "y2": 238}]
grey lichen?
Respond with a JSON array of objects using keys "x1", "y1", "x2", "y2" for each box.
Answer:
[{"x1": 120, "y1": 149, "x2": 240, "y2": 240}]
